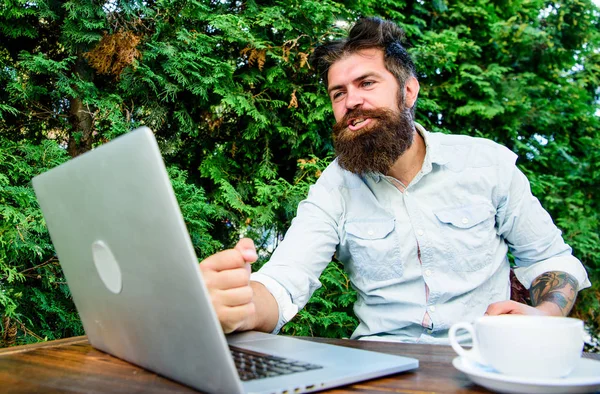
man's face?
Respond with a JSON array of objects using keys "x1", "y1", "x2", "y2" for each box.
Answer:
[
  {"x1": 327, "y1": 48, "x2": 414, "y2": 175},
  {"x1": 327, "y1": 48, "x2": 400, "y2": 124}
]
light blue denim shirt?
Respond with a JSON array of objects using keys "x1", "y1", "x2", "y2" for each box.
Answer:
[{"x1": 252, "y1": 124, "x2": 591, "y2": 344}]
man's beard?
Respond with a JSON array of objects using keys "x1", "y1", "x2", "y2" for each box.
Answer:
[{"x1": 332, "y1": 107, "x2": 414, "y2": 175}]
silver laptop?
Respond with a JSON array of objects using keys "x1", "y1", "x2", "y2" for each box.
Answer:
[{"x1": 32, "y1": 127, "x2": 418, "y2": 394}]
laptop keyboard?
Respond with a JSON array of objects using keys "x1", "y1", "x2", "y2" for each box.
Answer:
[{"x1": 229, "y1": 346, "x2": 323, "y2": 381}]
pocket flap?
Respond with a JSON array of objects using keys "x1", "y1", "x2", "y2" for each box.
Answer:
[
  {"x1": 345, "y1": 218, "x2": 395, "y2": 240},
  {"x1": 434, "y1": 204, "x2": 494, "y2": 229}
]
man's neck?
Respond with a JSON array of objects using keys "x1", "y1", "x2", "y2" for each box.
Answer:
[{"x1": 386, "y1": 128, "x2": 426, "y2": 187}]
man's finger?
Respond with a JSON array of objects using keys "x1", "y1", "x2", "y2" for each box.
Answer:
[
  {"x1": 215, "y1": 286, "x2": 254, "y2": 307},
  {"x1": 485, "y1": 300, "x2": 521, "y2": 316},
  {"x1": 234, "y1": 238, "x2": 258, "y2": 263},
  {"x1": 201, "y1": 249, "x2": 247, "y2": 272},
  {"x1": 209, "y1": 267, "x2": 252, "y2": 290},
  {"x1": 219, "y1": 303, "x2": 257, "y2": 334}
]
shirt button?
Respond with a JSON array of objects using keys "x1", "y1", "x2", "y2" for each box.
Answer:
[
  {"x1": 405, "y1": 191, "x2": 410, "y2": 196},
  {"x1": 417, "y1": 229, "x2": 424, "y2": 236},
  {"x1": 367, "y1": 229, "x2": 374, "y2": 236},
  {"x1": 461, "y1": 217, "x2": 469, "y2": 224},
  {"x1": 425, "y1": 269, "x2": 432, "y2": 277},
  {"x1": 429, "y1": 305, "x2": 436, "y2": 312}
]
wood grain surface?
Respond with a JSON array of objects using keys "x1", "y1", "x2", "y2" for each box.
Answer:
[{"x1": 0, "y1": 335, "x2": 598, "y2": 393}]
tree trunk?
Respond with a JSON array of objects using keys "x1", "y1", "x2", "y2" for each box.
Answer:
[
  {"x1": 67, "y1": 96, "x2": 94, "y2": 157},
  {"x1": 67, "y1": 51, "x2": 95, "y2": 158}
]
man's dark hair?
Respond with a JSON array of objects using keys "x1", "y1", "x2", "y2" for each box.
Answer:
[{"x1": 311, "y1": 17, "x2": 417, "y2": 107}]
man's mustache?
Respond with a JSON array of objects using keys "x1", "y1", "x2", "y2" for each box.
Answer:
[{"x1": 334, "y1": 108, "x2": 389, "y2": 131}]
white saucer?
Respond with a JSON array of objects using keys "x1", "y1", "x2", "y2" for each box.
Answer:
[{"x1": 453, "y1": 356, "x2": 600, "y2": 394}]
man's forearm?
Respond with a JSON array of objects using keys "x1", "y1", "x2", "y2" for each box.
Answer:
[
  {"x1": 529, "y1": 271, "x2": 579, "y2": 316},
  {"x1": 247, "y1": 281, "x2": 279, "y2": 333}
]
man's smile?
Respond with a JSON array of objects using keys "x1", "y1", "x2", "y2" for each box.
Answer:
[{"x1": 347, "y1": 117, "x2": 373, "y2": 131}]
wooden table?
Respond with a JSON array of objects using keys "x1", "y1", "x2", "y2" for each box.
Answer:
[{"x1": 0, "y1": 335, "x2": 598, "y2": 393}]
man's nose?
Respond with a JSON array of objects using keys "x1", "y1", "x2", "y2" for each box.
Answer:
[{"x1": 345, "y1": 88, "x2": 364, "y2": 110}]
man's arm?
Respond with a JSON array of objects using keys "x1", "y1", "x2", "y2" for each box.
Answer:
[
  {"x1": 199, "y1": 238, "x2": 279, "y2": 333},
  {"x1": 486, "y1": 270, "x2": 579, "y2": 317},
  {"x1": 487, "y1": 159, "x2": 589, "y2": 317},
  {"x1": 248, "y1": 281, "x2": 279, "y2": 332},
  {"x1": 529, "y1": 271, "x2": 578, "y2": 316}
]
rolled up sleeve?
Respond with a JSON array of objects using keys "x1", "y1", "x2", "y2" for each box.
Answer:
[{"x1": 513, "y1": 255, "x2": 591, "y2": 291}]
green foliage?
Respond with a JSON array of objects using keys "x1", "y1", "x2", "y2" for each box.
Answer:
[
  {"x1": 281, "y1": 260, "x2": 358, "y2": 338},
  {"x1": 167, "y1": 166, "x2": 224, "y2": 259},
  {"x1": 1, "y1": 0, "x2": 598, "y2": 346},
  {"x1": 0, "y1": 137, "x2": 82, "y2": 346}
]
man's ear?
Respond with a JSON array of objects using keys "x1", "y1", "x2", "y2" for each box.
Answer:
[{"x1": 404, "y1": 76, "x2": 420, "y2": 109}]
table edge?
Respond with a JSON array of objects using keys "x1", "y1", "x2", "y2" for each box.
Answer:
[
  {"x1": 0, "y1": 335, "x2": 88, "y2": 356},
  {"x1": 1, "y1": 335, "x2": 598, "y2": 361}
]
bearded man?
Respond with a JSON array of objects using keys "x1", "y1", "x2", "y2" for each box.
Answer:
[{"x1": 200, "y1": 17, "x2": 590, "y2": 344}]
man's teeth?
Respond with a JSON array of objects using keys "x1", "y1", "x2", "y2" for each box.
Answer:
[{"x1": 352, "y1": 118, "x2": 366, "y2": 126}]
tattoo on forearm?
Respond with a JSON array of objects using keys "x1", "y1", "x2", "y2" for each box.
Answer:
[{"x1": 530, "y1": 272, "x2": 579, "y2": 316}]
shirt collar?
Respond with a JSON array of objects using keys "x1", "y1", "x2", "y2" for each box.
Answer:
[{"x1": 369, "y1": 122, "x2": 450, "y2": 183}]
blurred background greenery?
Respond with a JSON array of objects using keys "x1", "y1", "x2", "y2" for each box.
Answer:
[{"x1": 1, "y1": 0, "x2": 598, "y2": 350}]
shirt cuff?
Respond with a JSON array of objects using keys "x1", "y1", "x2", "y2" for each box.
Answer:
[
  {"x1": 250, "y1": 272, "x2": 299, "y2": 334},
  {"x1": 513, "y1": 255, "x2": 592, "y2": 291}
]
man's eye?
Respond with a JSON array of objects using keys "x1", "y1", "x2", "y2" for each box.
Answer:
[
  {"x1": 332, "y1": 92, "x2": 344, "y2": 100},
  {"x1": 362, "y1": 81, "x2": 374, "y2": 87}
]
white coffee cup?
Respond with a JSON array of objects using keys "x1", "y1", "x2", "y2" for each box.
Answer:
[{"x1": 449, "y1": 315, "x2": 584, "y2": 379}]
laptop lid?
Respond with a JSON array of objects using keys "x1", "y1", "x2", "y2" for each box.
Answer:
[{"x1": 32, "y1": 127, "x2": 418, "y2": 394}]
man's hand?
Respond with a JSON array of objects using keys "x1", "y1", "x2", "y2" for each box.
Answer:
[
  {"x1": 199, "y1": 238, "x2": 258, "y2": 333},
  {"x1": 485, "y1": 300, "x2": 549, "y2": 316},
  {"x1": 486, "y1": 271, "x2": 579, "y2": 317}
]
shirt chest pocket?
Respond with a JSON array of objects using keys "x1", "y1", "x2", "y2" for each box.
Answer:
[
  {"x1": 433, "y1": 203, "x2": 496, "y2": 271},
  {"x1": 344, "y1": 218, "x2": 403, "y2": 281}
]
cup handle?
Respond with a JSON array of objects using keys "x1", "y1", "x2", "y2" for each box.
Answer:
[{"x1": 449, "y1": 322, "x2": 487, "y2": 365}]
